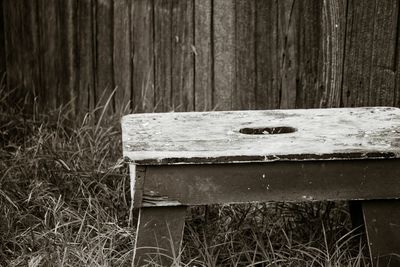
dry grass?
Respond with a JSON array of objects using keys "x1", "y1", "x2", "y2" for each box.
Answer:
[{"x1": 0, "y1": 87, "x2": 371, "y2": 266}]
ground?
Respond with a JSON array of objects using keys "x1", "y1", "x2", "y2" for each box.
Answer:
[{"x1": 0, "y1": 93, "x2": 370, "y2": 266}]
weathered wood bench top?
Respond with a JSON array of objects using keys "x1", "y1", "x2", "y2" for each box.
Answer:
[
  {"x1": 123, "y1": 107, "x2": 400, "y2": 266},
  {"x1": 122, "y1": 107, "x2": 400, "y2": 165}
]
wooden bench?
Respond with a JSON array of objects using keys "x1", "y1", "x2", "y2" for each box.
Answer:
[{"x1": 122, "y1": 107, "x2": 400, "y2": 266}]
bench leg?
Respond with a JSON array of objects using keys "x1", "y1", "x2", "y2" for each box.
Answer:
[
  {"x1": 349, "y1": 200, "x2": 365, "y2": 233},
  {"x1": 362, "y1": 200, "x2": 400, "y2": 266},
  {"x1": 133, "y1": 206, "x2": 187, "y2": 266}
]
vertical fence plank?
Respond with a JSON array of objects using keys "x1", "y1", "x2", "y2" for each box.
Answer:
[
  {"x1": 3, "y1": 0, "x2": 400, "y2": 115},
  {"x1": 342, "y1": 0, "x2": 377, "y2": 107},
  {"x1": 20, "y1": 0, "x2": 40, "y2": 107},
  {"x1": 255, "y1": 0, "x2": 280, "y2": 110},
  {"x1": 38, "y1": 0, "x2": 59, "y2": 109},
  {"x1": 77, "y1": 0, "x2": 96, "y2": 115},
  {"x1": 28, "y1": 1, "x2": 41, "y2": 110},
  {"x1": 171, "y1": 0, "x2": 194, "y2": 112},
  {"x1": 3, "y1": 1, "x2": 40, "y2": 110},
  {"x1": 396, "y1": 15, "x2": 400, "y2": 108},
  {"x1": 234, "y1": 0, "x2": 256, "y2": 110},
  {"x1": 194, "y1": 0, "x2": 212, "y2": 111},
  {"x1": 132, "y1": 0, "x2": 154, "y2": 113},
  {"x1": 58, "y1": 0, "x2": 78, "y2": 114},
  {"x1": 213, "y1": 0, "x2": 235, "y2": 110},
  {"x1": 296, "y1": 0, "x2": 324, "y2": 108},
  {"x1": 0, "y1": 0, "x2": 6, "y2": 78},
  {"x1": 95, "y1": 0, "x2": 114, "y2": 113},
  {"x1": 2, "y1": 0, "x2": 19, "y2": 93},
  {"x1": 343, "y1": 0, "x2": 399, "y2": 107},
  {"x1": 320, "y1": 0, "x2": 347, "y2": 108},
  {"x1": 278, "y1": 0, "x2": 298, "y2": 109},
  {"x1": 113, "y1": 0, "x2": 132, "y2": 114},
  {"x1": 368, "y1": 0, "x2": 398, "y2": 106},
  {"x1": 154, "y1": 0, "x2": 172, "y2": 112}
]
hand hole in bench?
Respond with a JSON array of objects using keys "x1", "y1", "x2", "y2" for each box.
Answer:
[{"x1": 239, "y1": 126, "x2": 297, "y2": 135}]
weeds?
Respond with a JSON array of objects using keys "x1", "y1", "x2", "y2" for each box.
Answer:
[{"x1": 0, "y1": 87, "x2": 370, "y2": 266}]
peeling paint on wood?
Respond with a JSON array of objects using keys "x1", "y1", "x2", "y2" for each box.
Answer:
[
  {"x1": 130, "y1": 165, "x2": 145, "y2": 209},
  {"x1": 129, "y1": 164, "x2": 136, "y2": 206},
  {"x1": 122, "y1": 107, "x2": 400, "y2": 165}
]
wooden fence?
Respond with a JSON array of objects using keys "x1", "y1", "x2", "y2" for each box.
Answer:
[
  {"x1": 0, "y1": 0, "x2": 5, "y2": 78},
  {"x1": 2, "y1": 0, "x2": 400, "y2": 115}
]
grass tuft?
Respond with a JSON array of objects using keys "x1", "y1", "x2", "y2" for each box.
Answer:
[{"x1": 0, "y1": 87, "x2": 370, "y2": 266}]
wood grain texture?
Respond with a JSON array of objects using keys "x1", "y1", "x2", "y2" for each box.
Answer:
[
  {"x1": 38, "y1": 0, "x2": 59, "y2": 109},
  {"x1": 396, "y1": 9, "x2": 400, "y2": 108},
  {"x1": 341, "y1": 0, "x2": 374, "y2": 107},
  {"x1": 234, "y1": 0, "x2": 256, "y2": 110},
  {"x1": 77, "y1": 0, "x2": 96, "y2": 115},
  {"x1": 154, "y1": 0, "x2": 172, "y2": 112},
  {"x1": 22, "y1": 0, "x2": 41, "y2": 106},
  {"x1": 367, "y1": 0, "x2": 398, "y2": 107},
  {"x1": 3, "y1": 1, "x2": 400, "y2": 114},
  {"x1": 342, "y1": 0, "x2": 399, "y2": 107},
  {"x1": 296, "y1": 0, "x2": 324, "y2": 108},
  {"x1": 132, "y1": 0, "x2": 154, "y2": 113},
  {"x1": 95, "y1": 0, "x2": 114, "y2": 114},
  {"x1": 2, "y1": 0, "x2": 20, "y2": 96},
  {"x1": 113, "y1": 0, "x2": 131, "y2": 114},
  {"x1": 171, "y1": 0, "x2": 194, "y2": 112},
  {"x1": 122, "y1": 107, "x2": 400, "y2": 165},
  {"x1": 0, "y1": 0, "x2": 6, "y2": 78},
  {"x1": 57, "y1": 0, "x2": 78, "y2": 114},
  {"x1": 320, "y1": 0, "x2": 347, "y2": 108},
  {"x1": 255, "y1": 0, "x2": 280, "y2": 110},
  {"x1": 213, "y1": 0, "x2": 235, "y2": 110},
  {"x1": 194, "y1": 0, "x2": 212, "y2": 111},
  {"x1": 278, "y1": 0, "x2": 298, "y2": 109},
  {"x1": 3, "y1": 0, "x2": 40, "y2": 109}
]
